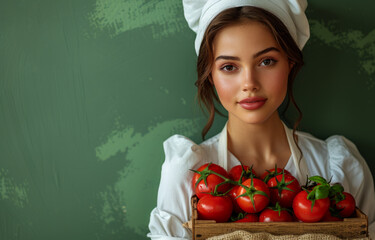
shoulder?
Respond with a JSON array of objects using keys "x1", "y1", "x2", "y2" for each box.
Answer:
[
  {"x1": 295, "y1": 130, "x2": 363, "y2": 160},
  {"x1": 295, "y1": 130, "x2": 326, "y2": 148},
  {"x1": 199, "y1": 132, "x2": 221, "y2": 154},
  {"x1": 322, "y1": 135, "x2": 375, "y2": 223},
  {"x1": 162, "y1": 133, "x2": 220, "y2": 167},
  {"x1": 295, "y1": 130, "x2": 362, "y2": 159},
  {"x1": 324, "y1": 135, "x2": 371, "y2": 194},
  {"x1": 296, "y1": 131, "x2": 371, "y2": 194},
  {"x1": 296, "y1": 130, "x2": 363, "y2": 167},
  {"x1": 163, "y1": 134, "x2": 201, "y2": 158},
  {"x1": 324, "y1": 135, "x2": 362, "y2": 161}
]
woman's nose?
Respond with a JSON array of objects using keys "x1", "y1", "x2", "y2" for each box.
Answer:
[{"x1": 242, "y1": 67, "x2": 259, "y2": 92}]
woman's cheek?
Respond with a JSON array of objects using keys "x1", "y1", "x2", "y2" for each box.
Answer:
[
  {"x1": 213, "y1": 75, "x2": 238, "y2": 107},
  {"x1": 266, "y1": 71, "x2": 289, "y2": 99},
  {"x1": 271, "y1": 78, "x2": 287, "y2": 96}
]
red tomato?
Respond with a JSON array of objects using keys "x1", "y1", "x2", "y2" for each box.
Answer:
[
  {"x1": 292, "y1": 190, "x2": 330, "y2": 222},
  {"x1": 234, "y1": 214, "x2": 259, "y2": 222},
  {"x1": 192, "y1": 163, "x2": 231, "y2": 199},
  {"x1": 267, "y1": 173, "x2": 301, "y2": 208},
  {"x1": 334, "y1": 192, "x2": 356, "y2": 218},
  {"x1": 261, "y1": 168, "x2": 291, "y2": 183},
  {"x1": 197, "y1": 195, "x2": 233, "y2": 223},
  {"x1": 236, "y1": 178, "x2": 270, "y2": 213},
  {"x1": 259, "y1": 208, "x2": 293, "y2": 222},
  {"x1": 321, "y1": 209, "x2": 343, "y2": 222},
  {"x1": 229, "y1": 165, "x2": 256, "y2": 182},
  {"x1": 228, "y1": 185, "x2": 244, "y2": 213}
]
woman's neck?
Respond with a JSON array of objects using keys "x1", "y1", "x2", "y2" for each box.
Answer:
[{"x1": 226, "y1": 113, "x2": 291, "y2": 175}]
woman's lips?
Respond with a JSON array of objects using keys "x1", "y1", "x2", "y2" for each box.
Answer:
[{"x1": 238, "y1": 97, "x2": 267, "y2": 110}]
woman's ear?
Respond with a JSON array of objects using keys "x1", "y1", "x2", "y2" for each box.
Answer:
[
  {"x1": 289, "y1": 60, "x2": 295, "y2": 70},
  {"x1": 208, "y1": 74, "x2": 214, "y2": 85}
]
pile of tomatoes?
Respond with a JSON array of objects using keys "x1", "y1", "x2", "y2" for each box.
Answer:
[{"x1": 191, "y1": 163, "x2": 356, "y2": 223}]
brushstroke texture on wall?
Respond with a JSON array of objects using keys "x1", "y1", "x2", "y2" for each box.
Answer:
[{"x1": 0, "y1": 0, "x2": 374, "y2": 239}]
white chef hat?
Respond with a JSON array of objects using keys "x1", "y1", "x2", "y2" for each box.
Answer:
[{"x1": 182, "y1": 0, "x2": 310, "y2": 55}]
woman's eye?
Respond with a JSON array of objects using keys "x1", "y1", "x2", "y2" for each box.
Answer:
[
  {"x1": 220, "y1": 65, "x2": 237, "y2": 72},
  {"x1": 260, "y1": 58, "x2": 277, "y2": 66}
]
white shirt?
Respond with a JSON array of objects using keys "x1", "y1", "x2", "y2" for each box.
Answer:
[{"x1": 147, "y1": 123, "x2": 375, "y2": 239}]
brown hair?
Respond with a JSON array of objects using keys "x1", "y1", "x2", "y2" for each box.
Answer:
[{"x1": 195, "y1": 6, "x2": 304, "y2": 144}]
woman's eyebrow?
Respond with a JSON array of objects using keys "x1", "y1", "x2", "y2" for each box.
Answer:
[
  {"x1": 215, "y1": 47, "x2": 280, "y2": 62},
  {"x1": 253, "y1": 47, "x2": 280, "y2": 58},
  {"x1": 215, "y1": 55, "x2": 240, "y2": 61}
]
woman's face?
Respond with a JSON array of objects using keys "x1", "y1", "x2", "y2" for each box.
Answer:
[{"x1": 211, "y1": 20, "x2": 293, "y2": 125}]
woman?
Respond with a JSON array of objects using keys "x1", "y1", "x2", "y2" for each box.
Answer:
[{"x1": 148, "y1": 0, "x2": 375, "y2": 239}]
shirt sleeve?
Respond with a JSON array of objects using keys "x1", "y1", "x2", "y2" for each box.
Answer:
[
  {"x1": 147, "y1": 134, "x2": 204, "y2": 240},
  {"x1": 326, "y1": 135, "x2": 375, "y2": 239}
]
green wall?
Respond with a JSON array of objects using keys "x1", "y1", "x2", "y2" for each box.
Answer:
[{"x1": 0, "y1": 0, "x2": 374, "y2": 239}]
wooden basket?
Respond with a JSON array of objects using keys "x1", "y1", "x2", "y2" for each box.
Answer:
[{"x1": 183, "y1": 196, "x2": 368, "y2": 240}]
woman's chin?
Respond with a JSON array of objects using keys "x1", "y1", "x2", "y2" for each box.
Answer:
[{"x1": 229, "y1": 111, "x2": 280, "y2": 126}]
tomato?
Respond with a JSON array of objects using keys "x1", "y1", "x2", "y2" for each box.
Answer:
[
  {"x1": 228, "y1": 185, "x2": 244, "y2": 213},
  {"x1": 259, "y1": 208, "x2": 293, "y2": 222},
  {"x1": 261, "y1": 167, "x2": 291, "y2": 183},
  {"x1": 292, "y1": 190, "x2": 330, "y2": 222},
  {"x1": 333, "y1": 192, "x2": 356, "y2": 218},
  {"x1": 234, "y1": 213, "x2": 259, "y2": 222},
  {"x1": 321, "y1": 208, "x2": 343, "y2": 222},
  {"x1": 229, "y1": 165, "x2": 256, "y2": 182},
  {"x1": 236, "y1": 178, "x2": 270, "y2": 213},
  {"x1": 192, "y1": 163, "x2": 231, "y2": 199},
  {"x1": 197, "y1": 195, "x2": 233, "y2": 223},
  {"x1": 267, "y1": 173, "x2": 301, "y2": 208}
]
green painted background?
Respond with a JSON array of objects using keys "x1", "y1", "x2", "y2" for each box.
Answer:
[{"x1": 0, "y1": 0, "x2": 374, "y2": 239}]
